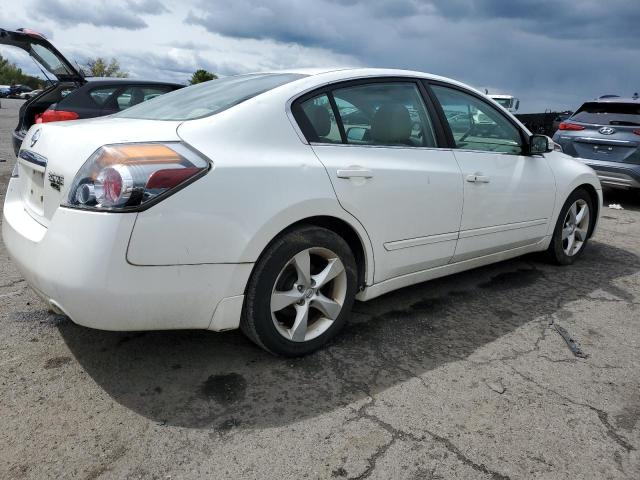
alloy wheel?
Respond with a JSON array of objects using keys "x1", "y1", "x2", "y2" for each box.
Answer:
[
  {"x1": 562, "y1": 199, "x2": 590, "y2": 256},
  {"x1": 270, "y1": 247, "x2": 347, "y2": 342}
]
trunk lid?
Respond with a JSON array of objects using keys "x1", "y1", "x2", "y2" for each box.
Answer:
[
  {"x1": 568, "y1": 123, "x2": 640, "y2": 163},
  {"x1": 16, "y1": 117, "x2": 182, "y2": 227},
  {"x1": 0, "y1": 28, "x2": 84, "y2": 83}
]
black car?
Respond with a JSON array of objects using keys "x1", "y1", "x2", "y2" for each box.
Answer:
[{"x1": 0, "y1": 28, "x2": 183, "y2": 155}]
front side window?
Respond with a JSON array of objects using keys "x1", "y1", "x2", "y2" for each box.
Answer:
[
  {"x1": 333, "y1": 82, "x2": 437, "y2": 147},
  {"x1": 89, "y1": 87, "x2": 118, "y2": 106},
  {"x1": 432, "y1": 85, "x2": 522, "y2": 154}
]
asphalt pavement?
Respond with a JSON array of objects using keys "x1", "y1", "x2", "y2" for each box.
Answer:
[{"x1": 0, "y1": 98, "x2": 638, "y2": 479}]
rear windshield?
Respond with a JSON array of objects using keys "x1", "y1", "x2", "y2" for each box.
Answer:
[
  {"x1": 116, "y1": 73, "x2": 306, "y2": 121},
  {"x1": 571, "y1": 102, "x2": 640, "y2": 126}
]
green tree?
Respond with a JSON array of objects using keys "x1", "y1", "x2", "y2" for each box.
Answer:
[
  {"x1": 83, "y1": 57, "x2": 129, "y2": 78},
  {"x1": 0, "y1": 54, "x2": 43, "y2": 88},
  {"x1": 189, "y1": 69, "x2": 217, "y2": 85}
]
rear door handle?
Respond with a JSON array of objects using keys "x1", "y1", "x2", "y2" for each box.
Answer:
[
  {"x1": 337, "y1": 168, "x2": 374, "y2": 179},
  {"x1": 466, "y1": 174, "x2": 490, "y2": 183}
]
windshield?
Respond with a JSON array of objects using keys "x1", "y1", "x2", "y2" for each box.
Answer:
[
  {"x1": 494, "y1": 98, "x2": 511, "y2": 108},
  {"x1": 571, "y1": 102, "x2": 640, "y2": 126},
  {"x1": 117, "y1": 73, "x2": 306, "y2": 121}
]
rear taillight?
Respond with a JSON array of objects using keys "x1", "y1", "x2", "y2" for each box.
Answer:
[
  {"x1": 64, "y1": 143, "x2": 210, "y2": 211},
  {"x1": 37, "y1": 110, "x2": 80, "y2": 123},
  {"x1": 633, "y1": 129, "x2": 640, "y2": 136},
  {"x1": 558, "y1": 122, "x2": 585, "y2": 131}
]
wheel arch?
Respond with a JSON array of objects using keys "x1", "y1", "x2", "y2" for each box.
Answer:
[
  {"x1": 577, "y1": 183, "x2": 600, "y2": 238},
  {"x1": 247, "y1": 215, "x2": 374, "y2": 292}
]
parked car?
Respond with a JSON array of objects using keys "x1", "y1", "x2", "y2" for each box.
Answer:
[
  {"x1": 3, "y1": 68, "x2": 602, "y2": 356},
  {"x1": 7, "y1": 84, "x2": 32, "y2": 98},
  {"x1": 0, "y1": 85, "x2": 10, "y2": 97},
  {"x1": 19, "y1": 88, "x2": 42, "y2": 99},
  {"x1": 553, "y1": 96, "x2": 640, "y2": 190},
  {"x1": 0, "y1": 28, "x2": 183, "y2": 155}
]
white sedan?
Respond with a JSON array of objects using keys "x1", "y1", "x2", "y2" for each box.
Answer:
[{"x1": 3, "y1": 68, "x2": 601, "y2": 356}]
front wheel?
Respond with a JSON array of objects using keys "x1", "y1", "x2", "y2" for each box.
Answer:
[
  {"x1": 547, "y1": 189, "x2": 594, "y2": 265},
  {"x1": 241, "y1": 226, "x2": 357, "y2": 356}
]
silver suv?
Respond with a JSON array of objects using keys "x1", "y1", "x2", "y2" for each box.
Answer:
[{"x1": 553, "y1": 96, "x2": 640, "y2": 190}]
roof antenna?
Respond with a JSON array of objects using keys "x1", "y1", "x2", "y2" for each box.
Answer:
[{"x1": 485, "y1": 88, "x2": 488, "y2": 95}]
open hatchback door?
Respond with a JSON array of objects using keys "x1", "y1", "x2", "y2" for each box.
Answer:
[{"x1": 0, "y1": 28, "x2": 86, "y2": 154}]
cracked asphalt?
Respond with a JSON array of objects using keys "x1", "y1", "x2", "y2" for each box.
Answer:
[{"x1": 1, "y1": 98, "x2": 639, "y2": 479}]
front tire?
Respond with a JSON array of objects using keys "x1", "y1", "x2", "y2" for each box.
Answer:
[
  {"x1": 547, "y1": 188, "x2": 594, "y2": 265},
  {"x1": 241, "y1": 226, "x2": 358, "y2": 356}
]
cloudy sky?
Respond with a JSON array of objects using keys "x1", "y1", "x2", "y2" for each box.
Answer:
[{"x1": 1, "y1": 0, "x2": 639, "y2": 112}]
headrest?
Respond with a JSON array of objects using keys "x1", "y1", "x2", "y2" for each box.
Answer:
[
  {"x1": 306, "y1": 105, "x2": 332, "y2": 138},
  {"x1": 370, "y1": 104, "x2": 412, "y2": 144}
]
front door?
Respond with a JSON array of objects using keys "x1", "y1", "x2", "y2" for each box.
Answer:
[
  {"x1": 430, "y1": 84, "x2": 556, "y2": 262},
  {"x1": 293, "y1": 80, "x2": 463, "y2": 282}
]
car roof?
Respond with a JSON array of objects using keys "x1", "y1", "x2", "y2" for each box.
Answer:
[
  {"x1": 84, "y1": 77, "x2": 184, "y2": 87},
  {"x1": 589, "y1": 97, "x2": 640, "y2": 104}
]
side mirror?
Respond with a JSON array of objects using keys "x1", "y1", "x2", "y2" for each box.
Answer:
[{"x1": 528, "y1": 134, "x2": 553, "y2": 155}]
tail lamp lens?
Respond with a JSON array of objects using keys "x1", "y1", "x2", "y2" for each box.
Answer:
[
  {"x1": 558, "y1": 122, "x2": 585, "y2": 131},
  {"x1": 64, "y1": 143, "x2": 209, "y2": 211},
  {"x1": 37, "y1": 110, "x2": 80, "y2": 123}
]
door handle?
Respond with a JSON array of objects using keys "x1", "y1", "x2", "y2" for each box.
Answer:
[
  {"x1": 337, "y1": 168, "x2": 374, "y2": 179},
  {"x1": 466, "y1": 174, "x2": 490, "y2": 183}
]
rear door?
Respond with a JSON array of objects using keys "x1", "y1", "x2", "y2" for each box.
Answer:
[
  {"x1": 292, "y1": 79, "x2": 463, "y2": 282},
  {"x1": 429, "y1": 83, "x2": 556, "y2": 262}
]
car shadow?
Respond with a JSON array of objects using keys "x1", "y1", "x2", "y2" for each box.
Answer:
[
  {"x1": 57, "y1": 241, "x2": 639, "y2": 431},
  {"x1": 603, "y1": 187, "x2": 640, "y2": 212}
]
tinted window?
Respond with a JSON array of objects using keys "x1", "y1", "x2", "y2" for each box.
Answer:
[
  {"x1": 333, "y1": 83, "x2": 437, "y2": 147},
  {"x1": 114, "y1": 85, "x2": 174, "y2": 111},
  {"x1": 117, "y1": 73, "x2": 305, "y2": 121},
  {"x1": 299, "y1": 94, "x2": 342, "y2": 143},
  {"x1": 571, "y1": 102, "x2": 640, "y2": 126},
  {"x1": 432, "y1": 85, "x2": 522, "y2": 154},
  {"x1": 89, "y1": 87, "x2": 118, "y2": 106}
]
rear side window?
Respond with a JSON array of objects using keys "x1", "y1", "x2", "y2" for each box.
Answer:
[
  {"x1": 294, "y1": 81, "x2": 438, "y2": 148},
  {"x1": 114, "y1": 85, "x2": 174, "y2": 111},
  {"x1": 298, "y1": 94, "x2": 342, "y2": 143},
  {"x1": 432, "y1": 85, "x2": 522, "y2": 154},
  {"x1": 89, "y1": 87, "x2": 118, "y2": 106},
  {"x1": 571, "y1": 102, "x2": 640, "y2": 126},
  {"x1": 117, "y1": 73, "x2": 305, "y2": 121}
]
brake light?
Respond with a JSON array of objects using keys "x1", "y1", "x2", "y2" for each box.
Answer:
[
  {"x1": 17, "y1": 28, "x2": 46, "y2": 39},
  {"x1": 558, "y1": 122, "x2": 585, "y2": 131},
  {"x1": 37, "y1": 110, "x2": 80, "y2": 123},
  {"x1": 633, "y1": 130, "x2": 640, "y2": 136},
  {"x1": 64, "y1": 143, "x2": 210, "y2": 210}
]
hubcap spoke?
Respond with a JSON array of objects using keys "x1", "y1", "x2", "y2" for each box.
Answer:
[
  {"x1": 569, "y1": 203, "x2": 577, "y2": 224},
  {"x1": 271, "y1": 289, "x2": 302, "y2": 313},
  {"x1": 562, "y1": 225, "x2": 573, "y2": 240},
  {"x1": 292, "y1": 250, "x2": 311, "y2": 287},
  {"x1": 575, "y1": 227, "x2": 587, "y2": 242},
  {"x1": 310, "y1": 293, "x2": 342, "y2": 320},
  {"x1": 565, "y1": 232, "x2": 575, "y2": 254},
  {"x1": 576, "y1": 204, "x2": 588, "y2": 225},
  {"x1": 312, "y1": 258, "x2": 345, "y2": 289},
  {"x1": 290, "y1": 304, "x2": 309, "y2": 341}
]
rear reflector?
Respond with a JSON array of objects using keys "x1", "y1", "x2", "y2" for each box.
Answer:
[
  {"x1": 558, "y1": 122, "x2": 585, "y2": 131},
  {"x1": 37, "y1": 110, "x2": 80, "y2": 123}
]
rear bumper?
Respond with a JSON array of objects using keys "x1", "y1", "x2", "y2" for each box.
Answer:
[
  {"x1": 2, "y1": 178, "x2": 252, "y2": 331},
  {"x1": 577, "y1": 160, "x2": 640, "y2": 189}
]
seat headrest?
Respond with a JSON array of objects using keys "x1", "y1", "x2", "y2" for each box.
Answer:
[
  {"x1": 370, "y1": 104, "x2": 412, "y2": 144},
  {"x1": 306, "y1": 105, "x2": 332, "y2": 138}
]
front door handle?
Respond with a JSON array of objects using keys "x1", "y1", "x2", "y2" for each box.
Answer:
[
  {"x1": 337, "y1": 168, "x2": 374, "y2": 179},
  {"x1": 466, "y1": 174, "x2": 490, "y2": 183}
]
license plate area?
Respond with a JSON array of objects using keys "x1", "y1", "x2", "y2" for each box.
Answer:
[
  {"x1": 22, "y1": 165, "x2": 46, "y2": 217},
  {"x1": 592, "y1": 144, "x2": 616, "y2": 154}
]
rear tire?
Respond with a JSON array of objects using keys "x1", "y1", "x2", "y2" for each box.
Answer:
[
  {"x1": 241, "y1": 226, "x2": 357, "y2": 357},
  {"x1": 546, "y1": 188, "x2": 593, "y2": 265}
]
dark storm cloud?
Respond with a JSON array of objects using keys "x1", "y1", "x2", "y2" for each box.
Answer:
[
  {"x1": 184, "y1": 0, "x2": 640, "y2": 112},
  {"x1": 32, "y1": 0, "x2": 168, "y2": 30}
]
